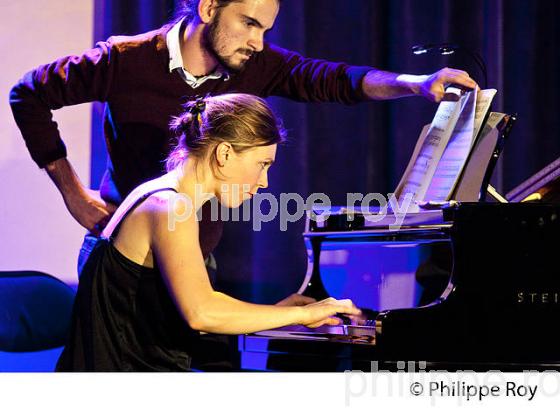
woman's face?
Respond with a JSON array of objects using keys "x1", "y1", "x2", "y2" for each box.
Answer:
[{"x1": 217, "y1": 143, "x2": 277, "y2": 208}]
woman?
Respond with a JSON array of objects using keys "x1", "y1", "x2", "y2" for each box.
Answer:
[{"x1": 56, "y1": 93, "x2": 360, "y2": 371}]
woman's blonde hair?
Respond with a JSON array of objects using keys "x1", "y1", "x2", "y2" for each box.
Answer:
[{"x1": 166, "y1": 93, "x2": 286, "y2": 173}]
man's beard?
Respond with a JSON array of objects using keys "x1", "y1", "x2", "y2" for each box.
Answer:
[{"x1": 202, "y1": 12, "x2": 253, "y2": 73}]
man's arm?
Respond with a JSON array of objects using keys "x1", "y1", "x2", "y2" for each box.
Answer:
[
  {"x1": 256, "y1": 43, "x2": 373, "y2": 104},
  {"x1": 45, "y1": 158, "x2": 116, "y2": 235},
  {"x1": 9, "y1": 40, "x2": 117, "y2": 167},
  {"x1": 257, "y1": 43, "x2": 476, "y2": 104},
  {"x1": 9, "y1": 39, "x2": 119, "y2": 232},
  {"x1": 361, "y1": 67, "x2": 478, "y2": 102}
]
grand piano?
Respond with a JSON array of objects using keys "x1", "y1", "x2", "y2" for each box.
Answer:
[{"x1": 238, "y1": 113, "x2": 560, "y2": 372}]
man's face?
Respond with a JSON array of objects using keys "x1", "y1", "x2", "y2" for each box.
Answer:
[{"x1": 203, "y1": 0, "x2": 279, "y2": 72}]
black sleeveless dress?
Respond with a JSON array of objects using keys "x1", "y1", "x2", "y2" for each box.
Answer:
[{"x1": 56, "y1": 188, "x2": 200, "y2": 371}]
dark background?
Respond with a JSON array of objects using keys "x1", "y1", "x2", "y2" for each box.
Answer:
[{"x1": 92, "y1": 0, "x2": 560, "y2": 302}]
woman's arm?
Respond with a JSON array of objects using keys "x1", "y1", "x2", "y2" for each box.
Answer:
[{"x1": 148, "y1": 193, "x2": 360, "y2": 334}]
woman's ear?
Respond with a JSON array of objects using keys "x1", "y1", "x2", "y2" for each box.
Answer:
[{"x1": 215, "y1": 142, "x2": 232, "y2": 167}]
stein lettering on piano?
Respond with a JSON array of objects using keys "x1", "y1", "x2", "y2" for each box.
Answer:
[{"x1": 517, "y1": 292, "x2": 560, "y2": 304}]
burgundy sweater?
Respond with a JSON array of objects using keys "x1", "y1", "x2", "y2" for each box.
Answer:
[{"x1": 9, "y1": 25, "x2": 371, "y2": 255}]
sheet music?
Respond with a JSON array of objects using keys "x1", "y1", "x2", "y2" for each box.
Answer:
[
  {"x1": 451, "y1": 111, "x2": 506, "y2": 202},
  {"x1": 424, "y1": 89, "x2": 497, "y2": 200},
  {"x1": 424, "y1": 89, "x2": 477, "y2": 200},
  {"x1": 394, "y1": 87, "x2": 469, "y2": 211},
  {"x1": 472, "y1": 89, "x2": 497, "y2": 148},
  {"x1": 483, "y1": 110, "x2": 505, "y2": 130}
]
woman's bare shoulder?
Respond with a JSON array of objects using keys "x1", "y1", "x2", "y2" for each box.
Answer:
[{"x1": 139, "y1": 190, "x2": 199, "y2": 238}]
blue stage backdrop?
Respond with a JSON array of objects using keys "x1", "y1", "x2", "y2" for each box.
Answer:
[{"x1": 90, "y1": 0, "x2": 560, "y2": 303}]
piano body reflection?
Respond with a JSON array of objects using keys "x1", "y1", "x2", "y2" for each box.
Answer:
[
  {"x1": 239, "y1": 202, "x2": 560, "y2": 371},
  {"x1": 238, "y1": 114, "x2": 560, "y2": 371}
]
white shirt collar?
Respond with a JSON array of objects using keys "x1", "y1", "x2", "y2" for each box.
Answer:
[{"x1": 166, "y1": 18, "x2": 229, "y2": 88}]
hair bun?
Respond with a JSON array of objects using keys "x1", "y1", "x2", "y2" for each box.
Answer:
[
  {"x1": 189, "y1": 96, "x2": 206, "y2": 115},
  {"x1": 170, "y1": 111, "x2": 196, "y2": 136}
]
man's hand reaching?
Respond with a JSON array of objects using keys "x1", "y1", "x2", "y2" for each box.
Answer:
[
  {"x1": 362, "y1": 67, "x2": 478, "y2": 102},
  {"x1": 416, "y1": 67, "x2": 478, "y2": 102}
]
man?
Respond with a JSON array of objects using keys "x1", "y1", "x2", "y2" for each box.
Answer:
[{"x1": 10, "y1": 0, "x2": 476, "y2": 249}]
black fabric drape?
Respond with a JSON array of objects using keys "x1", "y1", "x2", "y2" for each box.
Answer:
[{"x1": 92, "y1": 0, "x2": 560, "y2": 303}]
